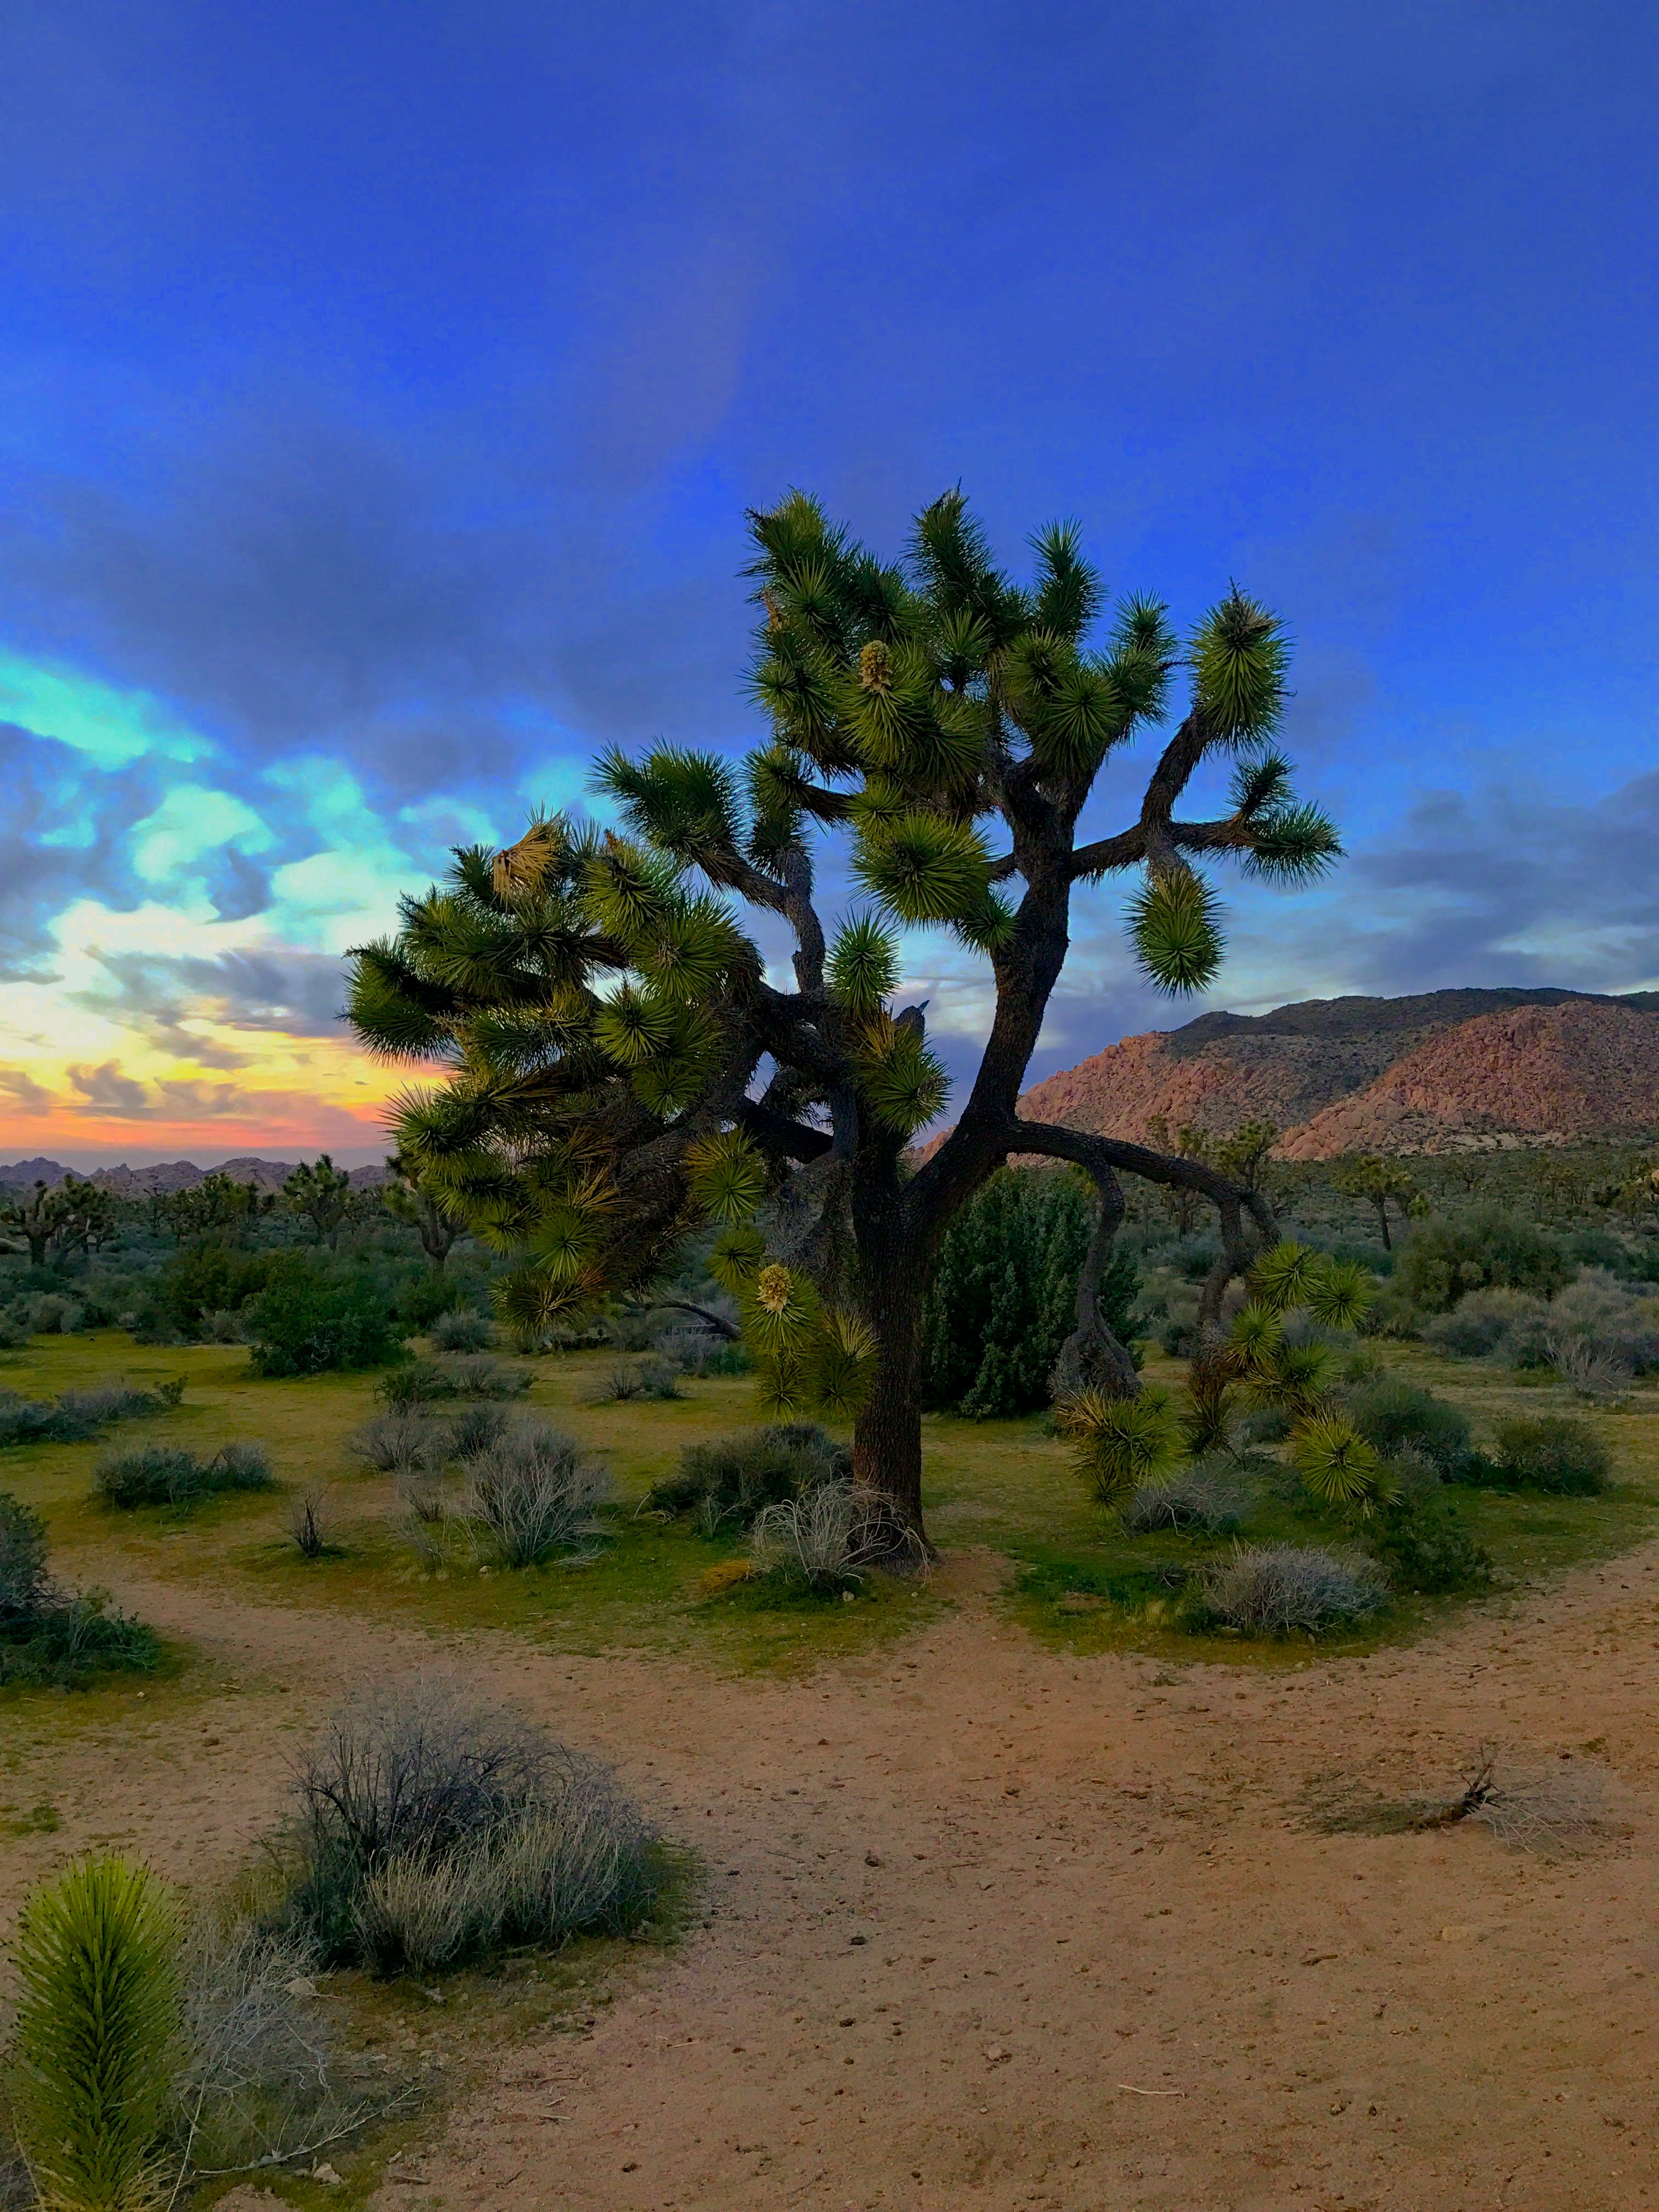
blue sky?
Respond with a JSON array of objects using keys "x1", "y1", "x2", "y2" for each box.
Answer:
[{"x1": 1, "y1": 0, "x2": 1656, "y2": 1163}]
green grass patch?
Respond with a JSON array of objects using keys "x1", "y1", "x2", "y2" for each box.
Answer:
[{"x1": 0, "y1": 1330, "x2": 1654, "y2": 1676}]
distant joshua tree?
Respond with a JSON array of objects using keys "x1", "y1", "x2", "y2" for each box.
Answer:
[
  {"x1": 1331, "y1": 1153, "x2": 1425, "y2": 1250},
  {"x1": 348, "y1": 493, "x2": 1339, "y2": 1538}
]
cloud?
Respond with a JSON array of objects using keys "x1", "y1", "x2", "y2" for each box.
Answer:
[
  {"x1": 0, "y1": 1068, "x2": 54, "y2": 1113},
  {"x1": 179, "y1": 950, "x2": 348, "y2": 1036},
  {"x1": 1288, "y1": 766, "x2": 1659, "y2": 996},
  {"x1": 67, "y1": 1060, "x2": 149, "y2": 1114}
]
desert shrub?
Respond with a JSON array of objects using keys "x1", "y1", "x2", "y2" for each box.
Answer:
[
  {"x1": 1488, "y1": 1414, "x2": 1609, "y2": 1494},
  {"x1": 377, "y1": 1352, "x2": 529, "y2": 1404},
  {"x1": 0, "y1": 1491, "x2": 50, "y2": 1625},
  {"x1": 429, "y1": 1307, "x2": 495, "y2": 1353},
  {"x1": 29, "y1": 1292, "x2": 86, "y2": 1335},
  {"x1": 0, "y1": 1305, "x2": 31, "y2": 1350},
  {"x1": 0, "y1": 1376, "x2": 184, "y2": 1449},
  {"x1": 1341, "y1": 1376, "x2": 1474, "y2": 1479},
  {"x1": 279, "y1": 1676, "x2": 661, "y2": 1973},
  {"x1": 347, "y1": 1407, "x2": 446, "y2": 1475},
  {"x1": 394, "y1": 1464, "x2": 449, "y2": 1527},
  {"x1": 0, "y1": 1491, "x2": 161, "y2": 1686},
  {"x1": 1198, "y1": 1543, "x2": 1388, "y2": 1637},
  {"x1": 1355, "y1": 1277, "x2": 1421, "y2": 1339},
  {"x1": 197, "y1": 1306, "x2": 251, "y2": 1344},
  {"x1": 1367, "y1": 1500, "x2": 1496, "y2": 1593},
  {"x1": 460, "y1": 1423, "x2": 610, "y2": 1565},
  {"x1": 1121, "y1": 1462, "x2": 1250, "y2": 1534},
  {"x1": 653, "y1": 1327, "x2": 749, "y2": 1377},
  {"x1": 286, "y1": 1489, "x2": 335, "y2": 1559},
  {"x1": 1545, "y1": 1333, "x2": 1628, "y2": 1401},
  {"x1": 9, "y1": 1856, "x2": 181, "y2": 2212},
  {"x1": 447, "y1": 1401, "x2": 512, "y2": 1460},
  {"x1": 591, "y1": 1354, "x2": 682, "y2": 1403},
  {"x1": 1234, "y1": 1404, "x2": 1290, "y2": 1446},
  {"x1": 137, "y1": 1243, "x2": 273, "y2": 1341},
  {"x1": 746, "y1": 1485, "x2": 916, "y2": 1592},
  {"x1": 1421, "y1": 1286, "x2": 1554, "y2": 1365},
  {"x1": 246, "y1": 1255, "x2": 407, "y2": 1376},
  {"x1": 1397, "y1": 1208, "x2": 1571, "y2": 1313},
  {"x1": 168, "y1": 1918, "x2": 342, "y2": 2175},
  {"x1": 921, "y1": 1165, "x2": 1139, "y2": 1418},
  {"x1": 1, "y1": 1586, "x2": 161, "y2": 1689},
  {"x1": 1545, "y1": 1269, "x2": 1659, "y2": 1373},
  {"x1": 645, "y1": 1422, "x2": 849, "y2": 1531},
  {"x1": 95, "y1": 1440, "x2": 273, "y2": 1509}
]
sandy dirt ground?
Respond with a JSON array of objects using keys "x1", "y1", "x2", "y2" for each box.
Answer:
[{"x1": 7, "y1": 1547, "x2": 1659, "y2": 2212}]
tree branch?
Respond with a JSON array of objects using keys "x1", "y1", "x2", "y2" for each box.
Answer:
[
  {"x1": 1008, "y1": 1118, "x2": 1276, "y2": 1329},
  {"x1": 1067, "y1": 813, "x2": 1253, "y2": 882}
]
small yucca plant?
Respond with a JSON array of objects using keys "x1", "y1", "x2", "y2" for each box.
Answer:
[
  {"x1": 1291, "y1": 1414, "x2": 1390, "y2": 1516},
  {"x1": 9, "y1": 1856, "x2": 180, "y2": 2212},
  {"x1": 1057, "y1": 1386, "x2": 1182, "y2": 1507}
]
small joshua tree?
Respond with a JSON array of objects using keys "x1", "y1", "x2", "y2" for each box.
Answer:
[{"x1": 348, "y1": 493, "x2": 1338, "y2": 1539}]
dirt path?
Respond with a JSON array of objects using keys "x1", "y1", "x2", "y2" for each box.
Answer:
[{"x1": 8, "y1": 1550, "x2": 1659, "y2": 2211}]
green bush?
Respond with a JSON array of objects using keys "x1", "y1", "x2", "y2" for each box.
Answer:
[
  {"x1": 921, "y1": 1167, "x2": 1139, "y2": 1418},
  {"x1": 1342, "y1": 1376, "x2": 1474, "y2": 1478},
  {"x1": 1396, "y1": 1207, "x2": 1571, "y2": 1313},
  {"x1": 9, "y1": 1857, "x2": 181, "y2": 2211},
  {"x1": 1488, "y1": 1414, "x2": 1610, "y2": 1495},
  {"x1": 0, "y1": 1487, "x2": 161, "y2": 1688},
  {"x1": 646, "y1": 1422, "x2": 849, "y2": 1531},
  {"x1": 429, "y1": 1307, "x2": 494, "y2": 1352},
  {"x1": 95, "y1": 1441, "x2": 273, "y2": 1509},
  {"x1": 1, "y1": 1588, "x2": 162, "y2": 1688},
  {"x1": 0, "y1": 1490, "x2": 50, "y2": 1624},
  {"x1": 137, "y1": 1243, "x2": 273, "y2": 1341},
  {"x1": 246, "y1": 1256, "x2": 407, "y2": 1376},
  {"x1": 1367, "y1": 1503, "x2": 1496, "y2": 1593}
]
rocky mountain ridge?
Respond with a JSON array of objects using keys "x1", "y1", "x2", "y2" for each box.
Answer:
[{"x1": 1012, "y1": 986, "x2": 1659, "y2": 1160}]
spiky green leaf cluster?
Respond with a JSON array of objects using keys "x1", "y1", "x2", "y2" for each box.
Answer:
[
  {"x1": 1290, "y1": 1414, "x2": 1390, "y2": 1516},
  {"x1": 1057, "y1": 1384, "x2": 1182, "y2": 1506},
  {"x1": 1131, "y1": 870, "x2": 1224, "y2": 994},
  {"x1": 10, "y1": 1855, "x2": 181, "y2": 2212}
]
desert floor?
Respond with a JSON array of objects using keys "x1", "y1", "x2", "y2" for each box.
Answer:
[{"x1": 4, "y1": 1339, "x2": 1657, "y2": 2211}]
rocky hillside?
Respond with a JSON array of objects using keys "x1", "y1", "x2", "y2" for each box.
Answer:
[{"x1": 1008, "y1": 987, "x2": 1659, "y2": 1160}]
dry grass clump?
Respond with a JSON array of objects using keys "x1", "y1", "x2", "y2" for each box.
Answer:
[
  {"x1": 279, "y1": 1675, "x2": 663, "y2": 1975},
  {"x1": 285, "y1": 1488, "x2": 335, "y2": 1559},
  {"x1": 348, "y1": 1406, "x2": 445, "y2": 1475},
  {"x1": 589, "y1": 1354, "x2": 682, "y2": 1403},
  {"x1": 1447, "y1": 1747, "x2": 1610, "y2": 1854},
  {"x1": 1199, "y1": 1543, "x2": 1389, "y2": 1637},
  {"x1": 746, "y1": 1484, "x2": 924, "y2": 1592},
  {"x1": 377, "y1": 1354, "x2": 531, "y2": 1406},
  {"x1": 1120, "y1": 1462, "x2": 1251, "y2": 1534},
  {"x1": 460, "y1": 1422, "x2": 610, "y2": 1566},
  {"x1": 95, "y1": 1440, "x2": 272, "y2": 1509}
]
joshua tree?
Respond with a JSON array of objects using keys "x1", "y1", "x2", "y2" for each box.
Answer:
[
  {"x1": 381, "y1": 1152, "x2": 464, "y2": 1267},
  {"x1": 281, "y1": 1155, "x2": 358, "y2": 1249},
  {"x1": 348, "y1": 493, "x2": 1338, "y2": 1537},
  {"x1": 1331, "y1": 1152, "x2": 1424, "y2": 1251},
  {"x1": 0, "y1": 1176, "x2": 120, "y2": 1267}
]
